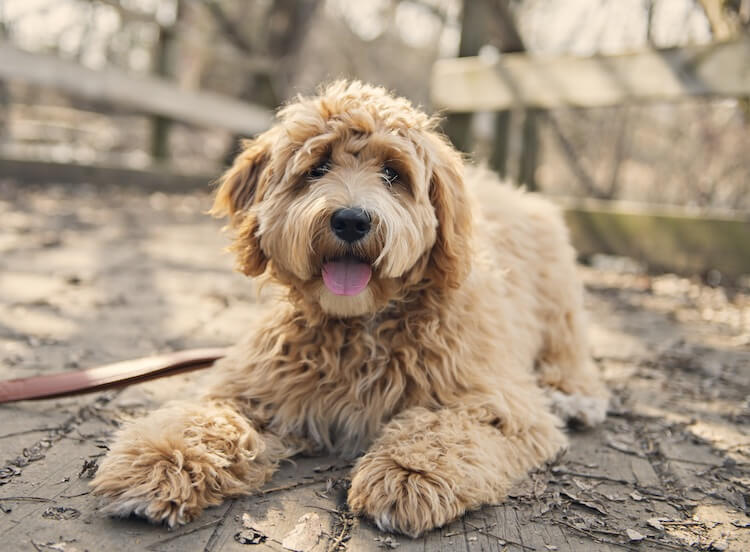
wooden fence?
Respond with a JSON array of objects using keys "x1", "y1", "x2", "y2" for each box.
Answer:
[
  {"x1": 431, "y1": 36, "x2": 750, "y2": 281},
  {"x1": 1, "y1": 38, "x2": 749, "y2": 280}
]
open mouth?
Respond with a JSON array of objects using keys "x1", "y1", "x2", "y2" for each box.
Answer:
[{"x1": 321, "y1": 256, "x2": 372, "y2": 296}]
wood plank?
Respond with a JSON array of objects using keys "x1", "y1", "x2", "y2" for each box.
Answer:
[
  {"x1": 431, "y1": 36, "x2": 750, "y2": 111},
  {"x1": 0, "y1": 157, "x2": 215, "y2": 190},
  {"x1": 0, "y1": 42, "x2": 272, "y2": 135},
  {"x1": 559, "y1": 197, "x2": 750, "y2": 281}
]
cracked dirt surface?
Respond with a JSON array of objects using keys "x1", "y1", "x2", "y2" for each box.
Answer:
[{"x1": 1, "y1": 179, "x2": 749, "y2": 551}]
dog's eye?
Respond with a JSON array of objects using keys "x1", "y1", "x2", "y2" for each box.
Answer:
[
  {"x1": 308, "y1": 160, "x2": 331, "y2": 179},
  {"x1": 381, "y1": 166, "x2": 399, "y2": 185}
]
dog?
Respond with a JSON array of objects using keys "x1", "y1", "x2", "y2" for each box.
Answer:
[{"x1": 91, "y1": 81, "x2": 608, "y2": 537}]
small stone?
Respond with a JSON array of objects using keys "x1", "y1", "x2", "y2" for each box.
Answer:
[
  {"x1": 710, "y1": 540, "x2": 728, "y2": 551},
  {"x1": 630, "y1": 491, "x2": 644, "y2": 501}
]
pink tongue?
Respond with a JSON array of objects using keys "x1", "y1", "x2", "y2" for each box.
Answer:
[{"x1": 322, "y1": 260, "x2": 372, "y2": 296}]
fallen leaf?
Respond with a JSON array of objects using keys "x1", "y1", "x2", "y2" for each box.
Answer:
[
  {"x1": 646, "y1": 518, "x2": 665, "y2": 531},
  {"x1": 32, "y1": 540, "x2": 80, "y2": 552},
  {"x1": 560, "y1": 490, "x2": 608, "y2": 515},
  {"x1": 626, "y1": 529, "x2": 645, "y2": 542},
  {"x1": 237, "y1": 513, "x2": 270, "y2": 545},
  {"x1": 282, "y1": 512, "x2": 324, "y2": 551},
  {"x1": 234, "y1": 529, "x2": 266, "y2": 545},
  {"x1": 374, "y1": 536, "x2": 400, "y2": 549},
  {"x1": 42, "y1": 506, "x2": 81, "y2": 520},
  {"x1": 606, "y1": 436, "x2": 645, "y2": 457}
]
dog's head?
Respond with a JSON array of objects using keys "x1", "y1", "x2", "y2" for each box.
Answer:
[{"x1": 211, "y1": 81, "x2": 472, "y2": 317}]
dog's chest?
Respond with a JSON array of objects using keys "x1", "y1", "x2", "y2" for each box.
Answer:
[
  {"x1": 308, "y1": 345, "x2": 410, "y2": 451},
  {"x1": 256, "y1": 310, "x2": 467, "y2": 455},
  {"x1": 287, "y1": 321, "x2": 433, "y2": 454}
]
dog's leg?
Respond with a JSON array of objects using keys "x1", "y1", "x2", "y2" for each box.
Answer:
[
  {"x1": 537, "y1": 298, "x2": 610, "y2": 427},
  {"x1": 91, "y1": 399, "x2": 287, "y2": 527},
  {"x1": 348, "y1": 396, "x2": 566, "y2": 537}
]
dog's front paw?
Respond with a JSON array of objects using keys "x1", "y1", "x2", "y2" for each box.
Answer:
[
  {"x1": 91, "y1": 442, "x2": 213, "y2": 527},
  {"x1": 348, "y1": 452, "x2": 463, "y2": 537},
  {"x1": 91, "y1": 401, "x2": 271, "y2": 527}
]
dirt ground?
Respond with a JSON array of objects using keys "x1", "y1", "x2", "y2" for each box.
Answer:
[{"x1": 1, "y1": 179, "x2": 749, "y2": 552}]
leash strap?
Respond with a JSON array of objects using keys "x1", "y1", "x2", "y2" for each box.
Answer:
[{"x1": 0, "y1": 348, "x2": 227, "y2": 403}]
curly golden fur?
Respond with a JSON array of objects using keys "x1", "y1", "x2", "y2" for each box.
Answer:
[{"x1": 91, "y1": 81, "x2": 608, "y2": 536}]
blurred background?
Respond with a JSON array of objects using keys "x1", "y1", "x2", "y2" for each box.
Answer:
[
  {"x1": 1, "y1": 0, "x2": 749, "y2": 281},
  {"x1": 1, "y1": 6, "x2": 750, "y2": 550},
  {"x1": 0, "y1": 0, "x2": 748, "y2": 205}
]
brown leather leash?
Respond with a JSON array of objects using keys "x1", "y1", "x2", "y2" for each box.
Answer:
[{"x1": 0, "y1": 348, "x2": 227, "y2": 404}]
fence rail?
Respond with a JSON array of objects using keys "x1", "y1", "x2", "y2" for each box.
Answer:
[
  {"x1": 432, "y1": 36, "x2": 750, "y2": 111},
  {"x1": 0, "y1": 42, "x2": 271, "y2": 135},
  {"x1": 0, "y1": 157, "x2": 214, "y2": 190},
  {"x1": 561, "y1": 198, "x2": 750, "y2": 280}
]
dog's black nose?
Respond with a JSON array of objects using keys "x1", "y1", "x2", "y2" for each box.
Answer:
[{"x1": 330, "y1": 207, "x2": 371, "y2": 243}]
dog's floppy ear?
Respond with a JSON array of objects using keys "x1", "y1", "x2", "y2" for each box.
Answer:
[
  {"x1": 210, "y1": 134, "x2": 273, "y2": 277},
  {"x1": 425, "y1": 132, "x2": 473, "y2": 290}
]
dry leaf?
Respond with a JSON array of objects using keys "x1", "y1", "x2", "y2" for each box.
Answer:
[
  {"x1": 282, "y1": 512, "x2": 324, "y2": 552},
  {"x1": 626, "y1": 528, "x2": 645, "y2": 541},
  {"x1": 374, "y1": 535, "x2": 400, "y2": 549},
  {"x1": 646, "y1": 518, "x2": 665, "y2": 531},
  {"x1": 234, "y1": 529, "x2": 266, "y2": 545},
  {"x1": 560, "y1": 490, "x2": 608, "y2": 515}
]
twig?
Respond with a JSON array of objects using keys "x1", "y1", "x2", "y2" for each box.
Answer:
[
  {"x1": 606, "y1": 442, "x2": 646, "y2": 458},
  {"x1": 326, "y1": 508, "x2": 355, "y2": 552},
  {"x1": 305, "y1": 504, "x2": 341, "y2": 515},
  {"x1": 464, "y1": 521, "x2": 536, "y2": 551},
  {"x1": 660, "y1": 455, "x2": 722, "y2": 466},
  {"x1": 60, "y1": 491, "x2": 90, "y2": 499},
  {"x1": 145, "y1": 518, "x2": 221, "y2": 550},
  {"x1": 551, "y1": 468, "x2": 630, "y2": 485},
  {"x1": 0, "y1": 496, "x2": 53, "y2": 502},
  {"x1": 260, "y1": 481, "x2": 306, "y2": 494},
  {"x1": 552, "y1": 520, "x2": 638, "y2": 551},
  {"x1": 660, "y1": 520, "x2": 704, "y2": 526},
  {"x1": 0, "y1": 427, "x2": 63, "y2": 440},
  {"x1": 552, "y1": 519, "x2": 685, "y2": 551},
  {"x1": 260, "y1": 475, "x2": 342, "y2": 495}
]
